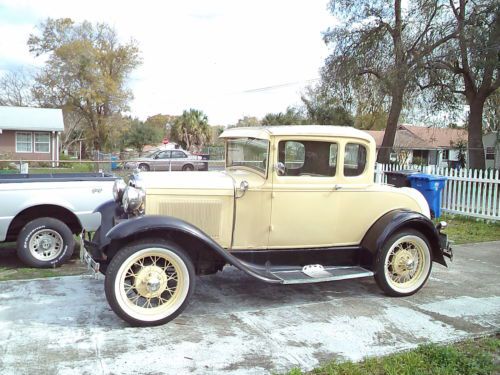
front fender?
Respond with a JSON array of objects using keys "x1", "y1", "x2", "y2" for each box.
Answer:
[
  {"x1": 105, "y1": 215, "x2": 281, "y2": 283},
  {"x1": 361, "y1": 209, "x2": 447, "y2": 266}
]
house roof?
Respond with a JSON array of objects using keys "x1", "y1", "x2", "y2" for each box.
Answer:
[
  {"x1": 0, "y1": 106, "x2": 64, "y2": 132},
  {"x1": 364, "y1": 125, "x2": 467, "y2": 149}
]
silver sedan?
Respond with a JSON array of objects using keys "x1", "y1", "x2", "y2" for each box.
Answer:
[{"x1": 124, "y1": 149, "x2": 207, "y2": 171}]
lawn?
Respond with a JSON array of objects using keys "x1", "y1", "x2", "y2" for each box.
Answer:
[
  {"x1": 288, "y1": 336, "x2": 499, "y2": 375},
  {"x1": 439, "y1": 214, "x2": 500, "y2": 244},
  {"x1": 0, "y1": 241, "x2": 87, "y2": 282}
]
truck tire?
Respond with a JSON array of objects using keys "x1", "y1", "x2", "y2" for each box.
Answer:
[{"x1": 17, "y1": 217, "x2": 74, "y2": 268}]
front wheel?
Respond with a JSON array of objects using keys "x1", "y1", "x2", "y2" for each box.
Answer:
[
  {"x1": 374, "y1": 230, "x2": 432, "y2": 297},
  {"x1": 104, "y1": 239, "x2": 195, "y2": 326}
]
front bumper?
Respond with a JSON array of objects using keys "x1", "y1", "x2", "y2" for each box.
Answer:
[{"x1": 79, "y1": 232, "x2": 100, "y2": 277}]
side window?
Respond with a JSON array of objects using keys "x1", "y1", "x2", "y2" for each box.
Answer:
[
  {"x1": 156, "y1": 151, "x2": 171, "y2": 159},
  {"x1": 171, "y1": 150, "x2": 187, "y2": 158},
  {"x1": 284, "y1": 141, "x2": 305, "y2": 171},
  {"x1": 344, "y1": 143, "x2": 367, "y2": 176},
  {"x1": 278, "y1": 141, "x2": 337, "y2": 177},
  {"x1": 329, "y1": 144, "x2": 338, "y2": 169}
]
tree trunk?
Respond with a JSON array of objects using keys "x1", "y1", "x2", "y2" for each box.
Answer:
[
  {"x1": 377, "y1": 90, "x2": 404, "y2": 163},
  {"x1": 467, "y1": 98, "x2": 486, "y2": 169}
]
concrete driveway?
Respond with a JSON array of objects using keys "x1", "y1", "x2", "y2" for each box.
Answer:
[{"x1": 0, "y1": 242, "x2": 499, "y2": 375}]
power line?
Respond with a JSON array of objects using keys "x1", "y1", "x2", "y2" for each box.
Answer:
[{"x1": 241, "y1": 78, "x2": 320, "y2": 93}]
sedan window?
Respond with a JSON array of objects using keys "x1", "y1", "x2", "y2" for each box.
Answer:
[
  {"x1": 171, "y1": 150, "x2": 187, "y2": 158},
  {"x1": 156, "y1": 151, "x2": 171, "y2": 159}
]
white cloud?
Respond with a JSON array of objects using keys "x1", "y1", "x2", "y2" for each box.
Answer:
[{"x1": 0, "y1": 0, "x2": 334, "y2": 124}]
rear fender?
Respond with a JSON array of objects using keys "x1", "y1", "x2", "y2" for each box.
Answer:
[{"x1": 361, "y1": 209, "x2": 447, "y2": 266}]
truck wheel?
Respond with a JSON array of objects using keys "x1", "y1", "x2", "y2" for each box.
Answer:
[
  {"x1": 374, "y1": 229, "x2": 432, "y2": 297},
  {"x1": 17, "y1": 217, "x2": 74, "y2": 268},
  {"x1": 104, "y1": 239, "x2": 195, "y2": 327}
]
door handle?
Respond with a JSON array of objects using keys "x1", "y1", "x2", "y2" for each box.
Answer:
[{"x1": 333, "y1": 184, "x2": 342, "y2": 191}]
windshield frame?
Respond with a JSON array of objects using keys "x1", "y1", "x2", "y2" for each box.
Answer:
[{"x1": 225, "y1": 137, "x2": 270, "y2": 178}]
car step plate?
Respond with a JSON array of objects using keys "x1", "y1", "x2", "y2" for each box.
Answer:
[{"x1": 271, "y1": 265, "x2": 374, "y2": 284}]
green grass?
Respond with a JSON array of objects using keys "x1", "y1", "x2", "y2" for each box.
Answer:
[
  {"x1": 0, "y1": 241, "x2": 87, "y2": 282},
  {"x1": 439, "y1": 214, "x2": 500, "y2": 244},
  {"x1": 287, "y1": 336, "x2": 499, "y2": 375}
]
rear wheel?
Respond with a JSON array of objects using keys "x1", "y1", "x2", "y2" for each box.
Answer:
[
  {"x1": 17, "y1": 217, "x2": 74, "y2": 268},
  {"x1": 104, "y1": 239, "x2": 195, "y2": 326},
  {"x1": 182, "y1": 164, "x2": 194, "y2": 171},
  {"x1": 374, "y1": 230, "x2": 432, "y2": 296}
]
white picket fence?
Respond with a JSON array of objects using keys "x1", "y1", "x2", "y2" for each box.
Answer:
[{"x1": 375, "y1": 163, "x2": 500, "y2": 221}]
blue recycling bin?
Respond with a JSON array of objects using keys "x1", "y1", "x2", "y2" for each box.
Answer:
[
  {"x1": 111, "y1": 155, "x2": 118, "y2": 170},
  {"x1": 407, "y1": 173, "x2": 447, "y2": 218}
]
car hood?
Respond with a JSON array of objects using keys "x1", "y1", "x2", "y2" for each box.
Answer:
[{"x1": 130, "y1": 171, "x2": 235, "y2": 192}]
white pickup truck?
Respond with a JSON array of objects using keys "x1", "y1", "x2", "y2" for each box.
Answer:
[{"x1": 0, "y1": 173, "x2": 116, "y2": 268}]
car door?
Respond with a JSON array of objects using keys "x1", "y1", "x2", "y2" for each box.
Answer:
[
  {"x1": 268, "y1": 138, "x2": 341, "y2": 249},
  {"x1": 154, "y1": 150, "x2": 171, "y2": 171},
  {"x1": 170, "y1": 150, "x2": 189, "y2": 171}
]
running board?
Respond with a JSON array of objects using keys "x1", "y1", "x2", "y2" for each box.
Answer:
[{"x1": 271, "y1": 265, "x2": 374, "y2": 284}]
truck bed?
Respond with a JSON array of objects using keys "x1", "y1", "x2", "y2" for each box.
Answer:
[{"x1": 0, "y1": 172, "x2": 117, "y2": 183}]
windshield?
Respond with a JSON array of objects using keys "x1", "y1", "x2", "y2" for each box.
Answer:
[{"x1": 226, "y1": 137, "x2": 269, "y2": 174}]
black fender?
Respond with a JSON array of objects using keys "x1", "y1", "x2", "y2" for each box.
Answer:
[
  {"x1": 105, "y1": 215, "x2": 281, "y2": 283},
  {"x1": 361, "y1": 209, "x2": 447, "y2": 266},
  {"x1": 92, "y1": 199, "x2": 125, "y2": 248}
]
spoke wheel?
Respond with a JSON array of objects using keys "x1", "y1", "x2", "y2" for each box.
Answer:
[
  {"x1": 105, "y1": 240, "x2": 195, "y2": 326},
  {"x1": 375, "y1": 230, "x2": 432, "y2": 296}
]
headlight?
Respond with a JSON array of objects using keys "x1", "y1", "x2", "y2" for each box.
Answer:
[
  {"x1": 112, "y1": 179, "x2": 127, "y2": 202},
  {"x1": 122, "y1": 186, "x2": 146, "y2": 214}
]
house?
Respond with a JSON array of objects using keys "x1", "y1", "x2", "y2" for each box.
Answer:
[
  {"x1": 0, "y1": 106, "x2": 64, "y2": 164},
  {"x1": 365, "y1": 124, "x2": 468, "y2": 167},
  {"x1": 483, "y1": 131, "x2": 500, "y2": 169}
]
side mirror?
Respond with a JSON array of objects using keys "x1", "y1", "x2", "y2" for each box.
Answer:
[{"x1": 275, "y1": 162, "x2": 285, "y2": 176}]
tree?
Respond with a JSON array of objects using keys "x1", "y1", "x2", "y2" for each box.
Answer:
[
  {"x1": 421, "y1": 0, "x2": 499, "y2": 168},
  {"x1": 261, "y1": 106, "x2": 309, "y2": 126},
  {"x1": 301, "y1": 85, "x2": 354, "y2": 125},
  {"x1": 170, "y1": 109, "x2": 211, "y2": 151},
  {"x1": 235, "y1": 116, "x2": 261, "y2": 127},
  {"x1": 322, "y1": 0, "x2": 457, "y2": 163},
  {"x1": 484, "y1": 91, "x2": 499, "y2": 132},
  {"x1": 0, "y1": 68, "x2": 35, "y2": 106},
  {"x1": 125, "y1": 118, "x2": 162, "y2": 153},
  {"x1": 145, "y1": 114, "x2": 177, "y2": 137},
  {"x1": 28, "y1": 18, "x2": 141, "y2": 151}
]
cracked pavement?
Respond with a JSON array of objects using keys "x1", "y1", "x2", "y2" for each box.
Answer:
[{"x1": 0, "y1": 241, "x2": 499, "y2": 374}]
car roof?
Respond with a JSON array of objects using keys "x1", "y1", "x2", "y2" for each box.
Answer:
[{"x1": 220, "y1": 125, "x2": 374, "y2": 142}]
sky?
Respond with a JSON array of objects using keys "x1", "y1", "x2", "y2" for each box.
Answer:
[{"x1": 0, "y1": 0, "x2": 335, "y2": 125}]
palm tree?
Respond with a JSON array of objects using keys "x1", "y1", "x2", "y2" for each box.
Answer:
[{"x1": 171, "y1": 109, "x2": 211, "y2": 151}]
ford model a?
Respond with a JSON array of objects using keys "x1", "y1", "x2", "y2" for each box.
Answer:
[{"x1": 82, "y1": 126, "x2": 452, "y2": 326}]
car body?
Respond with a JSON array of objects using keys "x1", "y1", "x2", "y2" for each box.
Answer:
[
  {"x1": 124, "y1": 149, "x2": 207, "y2": 171},
  {"x1": 82, "y1": 125, "x2": 452, "y2": 326},
  {"x1": 0, "y1": 173, "x2": 116, "y2": 267}
]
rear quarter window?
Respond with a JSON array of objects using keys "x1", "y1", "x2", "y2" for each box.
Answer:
[{"x1": 344, "y1": 143, "x2": 367, "y2": 177}]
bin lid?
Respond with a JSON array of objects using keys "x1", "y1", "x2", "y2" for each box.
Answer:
[
  {"x1": 407, "y1": 173, "x2": 447, "y2": 181},
  {"x1": 384, "y1": 169, "x2": 419, "y2": 176}
]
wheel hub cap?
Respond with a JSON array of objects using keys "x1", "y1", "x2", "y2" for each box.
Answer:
[
  {"x1": 393, "y1": 250, "x2": 414, "y2": 273},
  {"x1": 134, "y1": 266, "x2": 168, "y2": 298}
]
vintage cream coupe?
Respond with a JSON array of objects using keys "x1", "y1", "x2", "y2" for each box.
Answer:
[{"x1": 82, "y1": 126, "x2": 453, "y2": 326}]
